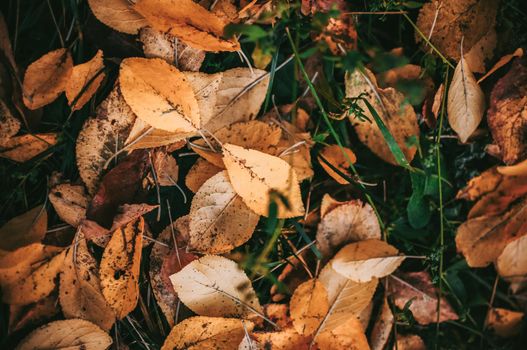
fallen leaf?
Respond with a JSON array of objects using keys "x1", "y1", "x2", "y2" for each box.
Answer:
[
  {"x1": 134, "y1": 0, "x2": 240, "y2": 52},
  {"x1": 486, "y1": 307, "x2": 524, "y2": 337},
  {"x1": 124, "y1": 116, "x2": 193, "y2": 151},
  {"x1": 161, "y1": 316, "x2": 252, "y2": 350},
  {"x1": 290, "y1": 279, "x2": 329, "y2": 336},
  {"x1": 15, "y1": 319, "x2": 112, "y2": 350},
  {"x1": 316, "y1": 199, "x2": 381, "y2": 258},
  {"x1": 253, "y1": 327, "x2": 310, "y2": 350},
  {"x1": 496, "y1": 235, "x2": 527, "y2": 280},
  {"x1": 183, "y1": 70, "x2": 223, "y2": 127},
  {"x1": 76, "y1": 85, "x2": 136, "y2": 194},
  {"x1": 87, "y1": 0, "x2": 147, "y2": 34},
  {"x1": 263, "y1": 303, "x2": 292, "y2": 329},
  {"x1": 0, "y1": 133, "x2": 58, "y2": 162},
  {"x1": 151, "y1": 151, "x2": 179, "y2": 186},
  {"x1": 478, "y1": 48, "x2": 524, "y2": 84},
  {"x1": 65, "y1": 50, "x2": 105, "y2": 111},
  {"x1": 395, "y1": 334, "x2": 426, "y2": 350},
  {"x1": 59, "y1": 234, "x2": 115, "y2": 331},
  {"x1": 314, "y1": 316, "x2": 370, "y2": 350},
  {"x1": 447, "y1": 55, "x2": 485, "y2": 143},
  {"x1": 487, "y1": 57, "x2": 527, "y2": 164},
  {"x1": 170, "y1": 255, "x2": 262, "y2": 318},
  {"x1": 185, "y1": 157, "x2": 223, "y2": 193},
  {"x1": 318, "y1": 145, "x2": 356, "y2": 184},
  {"x1": 48, "y1": 183, "x2": 89, "y2": 227},
  {"x1": 99, "y1": 218, "x2": 144, "y2": 319},
  {"x1": 370, "y1": 298, "x2": 394, "y2": 350},
  {"x1": 388, "y1": 271, "x2": 459, "y2": 325},
  {"x1": 222, "y1": 143, "x2": 305, "y2": 218},
  {"x1": 0, "y1": 206, "x2": 47, "y2": 252},
  {"x1": 189, "y1": 171, "x2": 260, "y2": 254},
  {"x1": 345, "y1": 67, "x2": 419, "y2": 166},
  {"x1": 497, "y1": 158, "x2": 527, "y2": 177},
  {"x1": 331, "y1": 240, "x2": 404, "y2": 283},
  {"x1": 119, "y1": 57, "x2": 200, "y2": 132},
  {"x1": 22, "y1": 48, "x2": 72, "y2": 109},
  {"x1": 0, "y1": 100, "x2": 20, "y2": 143},
  {"x1": 139, "y1": 26, "x2": 205, "y2": 71},
  {"x1": 8, "y1": 292, "x2": 59, "y2": 334},
  {"x1": 274, "y1": 128, "x2": 314, "y2": 182}
]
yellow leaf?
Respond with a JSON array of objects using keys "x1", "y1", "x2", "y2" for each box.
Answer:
[
  {"x1": 318, "y1": 145, "x2": 356, "y2": 184},
  {"x1": 290, "y1": 279, "x2": 329, "y2": 336},
  {"x1": 486, "y1": 308, "x2": 524, "y2": 338},
  {"x1": 0, "y1": 133, "x2": 58, "y2": 162},
  {"x1": 48, "y1": 183, "x2": 88, "y2": 227},
  {"x1": 314, "y1": 316, "x2": 370, "y2": 350},
  {"x1": 0, "y1": 206, "x2": 47, "y2": 252},
  {"x1": 185, "y1": 158, "x2": 222, "y2": 193},
  {"x1": 65, "y1": 50, "x2": 105, "y2": 111},
  {"x1": 87, "y1": 0, "x2": 147, "y2": 34}
]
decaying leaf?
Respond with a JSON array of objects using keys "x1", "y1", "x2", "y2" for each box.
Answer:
[
  {"x1": 134, "y1": 0, "x2": 240, "y2": 52},
  {"x1": 15, "y1": 319, "x2": 112, "y2": 350},
  {"x1": 486, "y1": 307, "x2": 524, "y2": 337},
  {"x1": 185, "y1": 157, "x2": 223, "y2": 193},
  {"x1": 314, "y1": 316, "x2": 370, "y2": 350},
  {"x1": 161, "y1": 316, "x2": 252, "y2": 350},
  {"x1": 290, "y1": 279, "x2": 329, "y2": 336},
  {"x1": 447, "y1": 56, "x2": 485, "y2": 143},
  {"x1": 0, "y1": 206, "x2": 47, "y2": 252},
  {"x1": 99, "y1": 218, "x2": 144, "y2": 319},
  {"x1": 59, "y1": 235, "x2": 115, "y2": 331},
  {"x1": 65, "y1": 50, "x2": 105, "y2": 111},
  {"x1": 170, "y1": 255, "x2": 262, "y2": 318},
  {"x1": 496, "y1": 235, "x2": 527, "y2": 280},
  {"x1": 487, "y1": 57, "x2": 527, "y2": 165},
  {"x1": 119, "y1": 57, "x2": 200, "y2": 132},
  {"x1": 22, "y1": 48, "x2": 73, "y2": 110},
  {"x1": 189, "y1": 171, "x2": 260, "y2": 254},
  {"x1": 87, "y1": 0, "x2": 147, "y2": 34},
  {"x1": 0, "y1": 133, "x2": 58, "y2": 162},
  {"x1": 331, "y1": 239, "x2": 404, "y2": 282},
  {"x1": 388, "y1": 271, "x2": 459, "y2": 325},
  {"x1": 8, "y1": 292, "x2": 59, "y2": 334},
  {"x1": 345, "y1": 67, "x2": 419, "y2": 165},
  {"x1": 316, "y1": 199, "x2": 381, "y2": 258},
  {"x1": 48, "y1": 183, "x2": 89, "y2": 227},
  {"x1": 223, "y1": 143, "x2": 305, "y2": 218},
  {"x1": 76, "y1": 85, "x2": 136, "y2": 194},
  {"x1": 318, "y1": 145, "x2": 356, "y2": 184},
  {"x1": 139, "y1": 26, "x2": 205, "y2": 71},
  {"x1": 370, "y1": 298, "x2": 394, "y2": 350}
]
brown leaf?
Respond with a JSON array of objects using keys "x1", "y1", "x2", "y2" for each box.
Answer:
[
  {"x1": 478, "y1": 48, "x2": 524, "y2": 84},
  {"x1": 388, "y1": 271, "x2": 458, "y2": 325},
  {"x1": 161, "y1": 316, "x2": 252, "y2": 350},
  {"x1": 87, "y1": 0, "x2": 147, "y2": 34},
  {"x1": 48, "y1": 183, "x2": 89, "y2": 227},
  {"x1": 314, "y1": 316, "x2": 370, "y2": 350},
  {"x1": 8, "y1": 291, "x2": 59, "y2": 334},
  {"x1": 0, "y1": 133, "x2": 58, "y2": 162},
  {"x1": 498, "y1": 158, "x2": 527, "y2": 177},
  {"x1": 447, "y1": 56, "x2": 485, "y2": 143},
  {"x1": 316, "y1": 199, "x2": 381, "y2": 258},
  {"x1": 345, "y1": 67, "x2": 419, "y2": 166},
  {"x1": 124, "y1": 117, "x2": 192, "y2": 151},
  {"x1": 486, "y1": 307, "x2": 524, "y2": 337},
  {"x1": 22, "y1": 48, "x2": 72, "y2": 110},
  {"x1": 496, "y1": 235, "x2": 527, "y2": 279},
  {"x1": 15, "y1": 319, "x2": 112, "y2": 350},
  {"x1": 65, "y1": 50, "x2": 105, "y2": 111},
  {"x1": 487, "y1": 57, "x2": 527, "y2": 165},
  {"x1": 99, "y1": 218, "x2": 144, "y2": 319},
  {"x1": 290, "y1": 279, "x2": 329, "y2": 336},
  {"x1": 185, "y1": 157, "x2": 223, "y2": 193},
  {"x1": 223, "y1": 143, "x2": 305, "y2": 218},
  {"x1": 134, "y1": 0, "x2": 240, "y2": 52},
  {"x1": 59, "y1": 234, "x2": 115, "y2": 331},
  {"x1": 318, "y1": 145, "x2": 356, "y2": 184},
  {"x1": 253, "y1": 327, "x2": 311, "y2": 350},
  {"x1": 0, "y1": 206, "x2": 47, "y2": 252},
  {"x1": 151, "y1": 150, "x2": 179, "y2": 187},
  {"x1": 119, "y1": 57, "x2": 200, "y2": 132},
  {"x1": 272, "y1": 122, "x2": 314, "y2": 182},
  {"x1": 395, "y1": 334, "x2": 426, "y2": 350},
  {"x1": 369, "y1": 298, "x2": 394, "y2": 350},
  {"x1": 139, "y1": 26, "x2": 205, "y2": 71},
  {"x1": 0, "y1": 100, "x2": 21, "y2": 143}
]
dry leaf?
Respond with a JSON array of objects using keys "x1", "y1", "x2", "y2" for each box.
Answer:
[
  {"x1": 316, "y1": 199, "x2": 381, "y2": 258},
  {"x1": 478, "y1": 48, "x2": 524, "y2": 84},
  {"x1": 65, "y1": 50, "x2": 105, "y2": 111},
  {"x1": 183, "y1": 71, "x2": 223, "y2": 127},
  {"x1": 134, "y1": 0, "x2": 240, "y2": 52},
  {"x1": 0, "y1": 133, "x2": 58, "y2": 162},
  {"x1": 76, "y1": 85, "x2": 136, "y2": 194},
  {"x1": 0, "y1": 100, "x2": 20, "y2": 143},
  {"x1": 185, "y1": 157, "x2": 223, "y2": 193},
  {"x1": 331, "y1": 240, "x2": 404, "y2": 282},
  {"x1": 151, "y1": 151, "x2": 179, "y2": 186},
  {"x1": 189, "y1": 171, "x2": 259, "y2": 254},
  {"x1": 8, "y1": 292, "x2": 59, "y2": 334},
  {"x1": 124, "y1": 116, "x2": 193, "y2": 151},
  {"x1": 87, "y1": 0, "x2": 147, "y2": 34},
  {"x1": 119, "y1": 57, "x2": 200, "y2": 132},
  {"x1": 0, "y1": 206, "x2": 47, "y2": 252},
  {"x1": 22, "y1": 48, "x2": 72, "y2": 109},
  {"x1": 161, "y1": 316, "x2": 252, "y2": 350},
  {"x1": 274, "y1": 127, "x2": 314, "y2": 182},
  {"x1": 345, "y1": 67, "x2": 419, "y2": 165},
  {"x1": 314, "y1": 316, "x2": 370, "y2": 350},
  {"x1": 370, "y1": 298, "x2": 394, "y2": 350},
  {"x1": 496, "y1": 235, "x2": 527, "y2": 279},
  {"x1": 48, "y1": 183, "x2": 89, "y2": 227},
  {"x1": 456, "y1": 200, "x2": 527, "y2": 267},
  {"x1": 223, "y1": 143, "x2": 305, "y2": 218},
  {"x1": 253, "y1": 327, "x2": 311, "y2": 350},
  {"x1": 486, "y1": 307, "x2": 524, "y2": 337},
  {"x1": 290, "y1": 279, "x2": 329, "y2": 336},
  {"x1": 99, "y1": 218, "x2": 144, "y2": 319},
  {"x1": 487, "y1": 57, "x2": 527, "y2": 164},
  {"x1": 15, "y1": 319, "x2": 112, "y2": 350},
  {"x1": 139, "y1": 27, "x2": 205, "y2": 71},
  {"x1": 395, "y1": 334, "x2": 426, "y2": 350},
  {"x1": 170, "y1": 255, "x2": 262, "y2": 318},
  {"x1": 498, "y1": 158, "x2": 527, "y2": 177},
  {"x1": 388, "y1": 271, "x2": 459, "y2": 325},
  {"x1": 59, "y1": 235, "x2": 115, "y2": 331},
  {"x1": 318, "y1": 145, "x2": 356, "y2": 184},
  {"x1": 447, "y1": 56, "x2": 485, "y2": 143}
]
